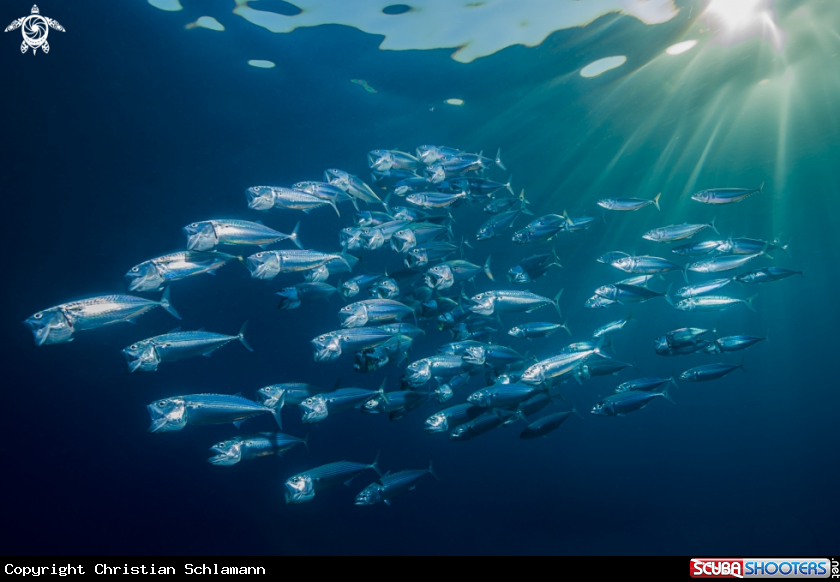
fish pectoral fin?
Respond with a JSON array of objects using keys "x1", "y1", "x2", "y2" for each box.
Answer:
[
  {"x1": 384, "y1": 499, "x2": 391, "y2": 506},
  {"x1": 202, "y1": 352, "x2": 214, "y2": 358},
  {"x1": 233, "y1": 420, "x2": 245, "y2": 429},
  {"x1": 343, "y1": 476, "x2": 358, "y2": 487},
  {"x1": 408, "y1": 485, "x2": 417, "y2": 491}
]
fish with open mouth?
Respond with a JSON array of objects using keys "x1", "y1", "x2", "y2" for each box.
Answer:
[
  {"x1": 184, "y1": 220, "x2": 301, "y2": 251},
  {"x1": 285, "y1": 453, "x2": 382, "y2": 504},
  {"x1": 122, "y1": 322, "x2": 252, "y2": 374},
  {"x1": 24, "y1": 289, "x2": 180, "y2": 346},
  {"x1": 147, "y1": 392, "x2": 284, "y2": 433}
]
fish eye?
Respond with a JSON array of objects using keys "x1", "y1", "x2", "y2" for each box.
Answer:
[
  {"x1": 256, "y1": 252, "x2": 264, "y2": 258},
  {"x1": 158, "y1": 400, "x2": 167, "y2": 406},
  {"x1": 132, "y1": 267, "x2": 139, "y2": 272},
  {"x1": 191, "y1": 223, "x2": 198, "y2": 228},
  {"x1": 34, "y1": 313, "x2": 43, "y2": 320},
  {"x1": 218, "y1": 443, "x2": 226, "y2": 448},
  {"x1": 130, "y1": 345, "x2": 138, "y2": 350}
]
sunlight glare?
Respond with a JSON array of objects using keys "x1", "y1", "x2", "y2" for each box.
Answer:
[
  {"x1": 666, "y1": 40, "x2": 698, "y2": 55},
  {"x1": 706, "y1": 0, "x2": 763, "y2": 30}
]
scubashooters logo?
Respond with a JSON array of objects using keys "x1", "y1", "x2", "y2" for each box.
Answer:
[
  {"x1": 5, "y1": 5, "x2": 65, "y2": 54},
  {"x1": 691, "y1": 558, "x2": 833, "y2": 578}
]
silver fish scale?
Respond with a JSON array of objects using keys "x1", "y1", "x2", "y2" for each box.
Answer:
[
  {"x1": 279, "y1": 250, "x2": 341, "y2": 266},
  {"x1": 210, "y1": 221, "x2": 289, "y2": 245},
  {"x1": 487, "y1": 290, "x2": 548, "y2": 304},
  {"x1": 212, "y1": 219, "x2": 265, "y2": 228},
  {"x1": 689, "y1": 253, "x2": 761, "y2": 272},
  {"x1": 184, "y1": 394, "x2": 267, "y2": 411},
  {"x1": 380, "y1": 470, "x2": 428, "y2": 491},
  {"x1": 272, "y1": 189, "x2": 326, "y2": 204},
  {"x1": 153, "y1": 253, "x2": 232, "y2": 279},
  {"x1": 240, "y1": 433, "x2": 302, "y2": 450},
  {"x1": 151, "y1": 331, "x2": 232, "y2": 344},
  {"x1": 304, "y1": 461, "x2": 372, "y2": 481},
  {"x1": 63, "y1": 295, "x2": 160, "y2": 326},
  {"x1": 325, "y1": 388, "x2": 378, "y2": 403},
  {"x1": 485, "y1": 384, "x2": 536, "y2": 401}
]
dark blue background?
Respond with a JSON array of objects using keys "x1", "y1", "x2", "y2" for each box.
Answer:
[{"x1": 1, "y1": 0, "x2": 836, "y2": 555}]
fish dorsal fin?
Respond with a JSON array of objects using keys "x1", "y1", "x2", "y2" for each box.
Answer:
[
  {"x1": 168, "y1": 326, "x2": 182, "y2": 334},
  {"x1": 233, "y1": 392, "x2": 243, "y2": 397}
]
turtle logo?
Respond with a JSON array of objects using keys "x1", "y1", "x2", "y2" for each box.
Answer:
[{"x1": 5, "y1": 5, "x2": 64, "y2": 55}]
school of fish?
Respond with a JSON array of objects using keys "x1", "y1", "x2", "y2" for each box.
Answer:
[{"x1": 24, "y1": 145, "x2": 801, "y2": 506}]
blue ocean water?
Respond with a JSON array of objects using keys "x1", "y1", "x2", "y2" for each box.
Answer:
[{"x1": 2, "y1": 0, "x2": 838, "y2": 556}]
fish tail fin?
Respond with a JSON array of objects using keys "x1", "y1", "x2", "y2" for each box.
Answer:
[
  {"x1": 428, "y1": 456, "x2": 440, "y2": 481},
  {"x1": 709, "y1": 215, "x2": 719, "y2": 235},
  {"x1": 627, "y1": 310, "x2": 635, "y2": 322},
  {"x1": 495, "y1": 148, "x2": 506, "y2": 171},
  {"x1": 782, "y1": 236, "x2": 792, "y2": 256},
  {"x1": 339, "y1": 250, "x2": 353, "y2": 272},
  {"x1": 739, "y1": 357, "x2": 747, "y2": 374},
  {"x1": 553, "y1": 289, "x2": 564, "y2": 318},
  {"x1": 290, "y1": 221, "x2": 304, "y2": 250},
  {"x1": 238, "y1": 320, "x2": 254, "y2": 352},
  {"x1": 461, "y1": 235, "x2": 474, "y2": 251},
  {"x1": 520, "y1": 187, "x2": 534, "y2": 215},
  {"x1": 371, "y1": 451, "x2": 383, "y2": 477},
  {"x1": 561, "y1": 319, "x2": 572, "y2": 336},
  {"x1": 661, "y1": 386, "x2": 676, "y2": 405},
  {"x1": 670, "y1": 374, "x2": 679, "y2": 389},
  {"x1": 484, "y1": 255, "x2": 494, "y2": 281},
  {"x1": 506, "y1": 175, "x2": 515, "y2": 196},
  {"x1": 329, "y1": 199, "x2": 341, "y2": 217},
  {"x1": 562, "y1": 209, "x2": 572, "y2": 225},
  {"x1": 159, "y1": 287, "x2": 182, "y2": 321},
  {"x1": 571, "y1": 404, "x2": 585, "y2": 420},
  {"x1": 303, "y1": 433, "x2": 310, "y2": 452},
  {"x1": 653, "y1": 192, "x2": 661, "y2": 211},
  {"x1": 683, "y1": 267, "x2": 690, "y2": 285},
  {"x1": 377, "y1": 378, "x2": 389, "y2": 403},
  {"x1": 744, "y1": 294, "x2": 758, "y2": 312},
  {"x1": 268, "y1": 391, "x2": 285, "y2": 430},
  {"x1": 665, "y1": 290, "x2": 675, "y2": 307},
  {"x1": 759, "y1": 181, "x2": 765, "y2": 194},
  {"x1": 798, "y1": 266, "x2": 807, "y2": 279},
  {"x1": 551, "y1": 246, "x2": 562, "y2": 268}
]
